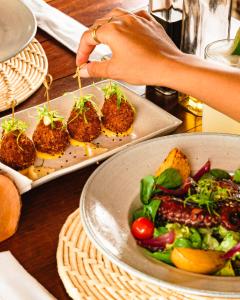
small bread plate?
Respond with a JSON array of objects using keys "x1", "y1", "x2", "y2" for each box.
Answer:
[
  {"x1": 0, "y1": 80, "x2": 181, "y2": 194},
  {"x1": 0, "y1": 0, "x2": 37, "y2": 62},
  {"x1": 80, "y1": 133, "x2": 240, "y2": 298}
]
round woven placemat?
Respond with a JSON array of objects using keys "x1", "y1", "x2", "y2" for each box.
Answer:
[
  {"x1": 57, "y1": 209, "x2": 226, "y2": 300},
  {"x1": 0, "y1": 38, "x2": 48, "y2": 112}
]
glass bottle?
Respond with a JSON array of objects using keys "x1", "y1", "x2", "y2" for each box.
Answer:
[
  {"x1": 178, "y1": 0, "x2": 232, "y2": 116},
  {"x1": 147, "y1": 0, "x2": 183, "y2": 99}
]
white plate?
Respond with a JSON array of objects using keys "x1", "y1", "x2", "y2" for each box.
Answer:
[
  {"x1": 80, "y1": 133, "x2": 240, "y2": 298},
  {"x1": 0, "y1": 0, "x2": 36, "y2": 62},
  {"x1": 0, "y1": 80, "x2": 181, "y2": 193}
]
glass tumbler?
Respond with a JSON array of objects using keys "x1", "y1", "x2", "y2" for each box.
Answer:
[
  {"x1": 203, "y1": 39, "x2": 240, "y2": 134},
  {"x1": 178, "y1": 0, "x2": 232, "y2": 116}
]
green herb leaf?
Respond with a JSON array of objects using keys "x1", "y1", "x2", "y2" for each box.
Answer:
[
  {"x1": 1, "y1": 118, "x2": 27, "y2": 134},
  {"x1": 202, "y1": 230, "x2": 219, "y2": 250},
  {"x1": 155, "y1": 168, "x2": 182, "y2": 189},
  {"x1": 37, "y1": 105, "x2": 64, "y2": 128},
  {"x1": 153, "y1": 226, "x2": 168, "y2": 238},
  {"x1": 184, "y1": 178, "x2": 230, "y2": 214},
  {"x1": 218, "y1": 232, "x2": 239, "y2": 252},
  {"x1": 73, "y1": 94, "x2": 102, "y2": 120},
  {"x1": 102, "y1": 83, "x2": 127, "y2": 109},
  {"x1": 166, "y1": 223, "x2": 191, "y2": 239},
  {"x1": 132, "y1": 199, "x2": 161, "y2": 222},
  {"x1": 140, "y1": 175, "x2": 155, "y2": 204},
  {"x1": 144, "y1": 199, "x2": 161, "y2": 222},
  {"x1": 189, "y1": 228, "x2": 202, "y2": 248},
  {"x1": 199, "y1": 172, "x2": 215, "y2": 181},
  {"x1": 132, "y1": 208, "x2": 145, "y2": 221},
  {"x1": 210, "y1": 169, "x2": 231, "y2": 180},
  {"x1": 233, "y1": 169, "x2": 240, "y2": 183},
  {"x1": 215, "y1": 260, "x2": 235, "y2": 276},
  {"x1": 145, "y1": 249, "x2": 173, "y2": 264},
  {"x1": 174, "y1": 238, "x2": 192, "y2": 248}
]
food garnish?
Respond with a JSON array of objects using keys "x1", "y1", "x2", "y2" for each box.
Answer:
[
  {"x1": 1, "y1": 118, "x2": 27, "y2": 134},
  {"x1": 72, "y1": 95, "x2": 102, "y2": 122},
  {"x1": 101, "y1": 83, "x2": 135, "y2": 134},
  {"x1": 0, "y1": 118, "x2": 36, "y2": 170},
  {"x1": 131, "y1": 148, "x2": 240, "y2": 275},
  {"x1": 102, "y1": 82, "x2": 128, "y2": 109},
  {"x1": 37, "y1": 105, "x2": 65, "y2": 128}
]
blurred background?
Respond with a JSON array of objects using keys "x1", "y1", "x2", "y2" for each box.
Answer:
[{"x1": 233, "y1": 0, "x2": 240, "y2": 18}]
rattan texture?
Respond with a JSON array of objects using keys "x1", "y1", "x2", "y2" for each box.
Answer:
[
  {"x1": 57, "y1": 209, "x2": 226, "y2": 300},
  {"x1": 0, "y1": 39, "x2": 48, "y2": 112}
]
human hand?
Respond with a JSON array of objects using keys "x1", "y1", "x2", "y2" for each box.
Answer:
[{"x1": 76, "y1": 8, "x2": 183, "y2": 85}]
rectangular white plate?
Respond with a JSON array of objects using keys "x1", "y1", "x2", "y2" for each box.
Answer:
[{"x1": 0, "y1": 80, "x2": 181, "y2": 193}]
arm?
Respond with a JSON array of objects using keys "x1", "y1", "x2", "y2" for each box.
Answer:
[{"x1": 76, "y1": 8, "x2": 240, "y2": 121}]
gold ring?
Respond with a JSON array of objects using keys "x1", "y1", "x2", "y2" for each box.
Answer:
[{"x1": 91, "y1": 24, "x2": 102, "y2": 44}]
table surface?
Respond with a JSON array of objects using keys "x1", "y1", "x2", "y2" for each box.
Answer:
[{"x1": 0, "y1": 1, "x2": 204, "y2": 299}]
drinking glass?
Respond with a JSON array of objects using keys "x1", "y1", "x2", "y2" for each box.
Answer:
[
  {"x1": 203, "y1": 39, "x2": 240, "y2": 134},
  {"x1": 178, "y1": 0, "x2": 232, "y2": 116}
]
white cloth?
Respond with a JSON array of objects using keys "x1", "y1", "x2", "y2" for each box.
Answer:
[
  {"x1": 21, "y1": 0, "x2": 111, "y2": 60},
  {"x1": 0, "y1": 251, "x2": 56, "y2": 300}
]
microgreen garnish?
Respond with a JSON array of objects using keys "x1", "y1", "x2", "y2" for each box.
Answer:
[
  {"x1": 1, "y1": 118, "x2": 27, "y2": 134},
  {"x1": 37, "y1": 105, "x2": 64, "y2": 128},
  {"x1": 69, "y1": 94, "x2": 102, "y2": 125},
  {"x1": 184, "y1": 179, "x2": 231, "y2": 214},
  {"x1": 102, "y1": 83, "x2": 127, "y2": 109},
  {"x1": 1, "y1": 118, "x2": 28, "y2": 151}
]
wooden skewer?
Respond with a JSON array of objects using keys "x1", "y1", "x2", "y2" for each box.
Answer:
[
  {"x1": 73, "y1": 66, "x2": 83, "y2": 98},
  {"x1": 11, "y1": 99, "x2": 17, "y2": 120},
  {"x1": 43, "y1": 74, "x2": 53, "y2": 110}
]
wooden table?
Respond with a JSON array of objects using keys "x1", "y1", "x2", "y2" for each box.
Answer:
[{"x1": 0, "y1": 1, "x2": 202, "y2": 299}]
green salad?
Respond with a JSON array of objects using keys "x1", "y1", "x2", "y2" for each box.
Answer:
[{"x1": 131, "y1": 149, "x2": 240, "y2": 275}]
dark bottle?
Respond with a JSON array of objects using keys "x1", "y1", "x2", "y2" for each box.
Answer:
[
  {"x1": 150, "y1": 6, "x2": 182, "y2": 48},
  {"x1": 146, "y1": 0, "x2": 182, "y2": 107}
]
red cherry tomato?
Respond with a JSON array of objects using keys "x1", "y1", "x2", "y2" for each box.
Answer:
[{"x1": 131, "y1": 217, "x2": 154, "y2": 240}]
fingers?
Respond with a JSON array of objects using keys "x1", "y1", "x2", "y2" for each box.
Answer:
[
  {"x1": 80, "y1": 60, "x2": 111, "y2": 78},
  {"x1": 135, "y1": 10, "x2": 154, "y2": 21},
  {"x1": 76, "y1": 25, "x2": 107, "y2": 66},
  {"x1": 76, "y1": 8, "x2": 130, "y2": 66}
]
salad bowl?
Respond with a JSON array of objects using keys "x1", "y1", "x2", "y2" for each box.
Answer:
[{"x1": 80, "y1": 133, "x2": 240, "y2": 298}]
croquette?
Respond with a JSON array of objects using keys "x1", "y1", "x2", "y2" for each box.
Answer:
[
  {"x1": 101, "y1": 94, "x2": 135, "y2": 133},
  {"x1": 67, "y1": 101, "x2": 101, "y2": 142},
  {"x1": 0, "y1": 131, "x2": 36, "y2": 170},
  {"x1": 33, "y1": 120, "x2": 69, "y2": 155}
]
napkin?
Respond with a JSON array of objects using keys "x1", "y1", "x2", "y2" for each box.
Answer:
[
  {"x1": 0, "y1": 251, "x2": 56, "y2": 300},
  {"x1": 21, "y1": 0, "x2": 111, "y2": 60}
]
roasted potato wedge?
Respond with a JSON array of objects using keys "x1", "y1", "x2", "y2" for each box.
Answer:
[{"x1": 155, "y1": 148, "x2": 191, "y2": 181}]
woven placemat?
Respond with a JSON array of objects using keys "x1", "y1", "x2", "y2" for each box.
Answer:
[
  {"x1": 0, "y1": 38, "x2": 48, "y2": 112},
  {"x1": 57, "y1": 209, "x2": 226, "y2": 300}
]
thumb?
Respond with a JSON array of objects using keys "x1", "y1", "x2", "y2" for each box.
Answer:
[{"x1": 80, "y1": 60, "x2": 111, "y2": 78}]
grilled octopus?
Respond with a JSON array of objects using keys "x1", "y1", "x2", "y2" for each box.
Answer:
[{"x1": 155, "y1": 180, "x2": 240, "y2": 232}]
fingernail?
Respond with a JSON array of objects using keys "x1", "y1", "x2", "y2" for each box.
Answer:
[{"x1": 79, "y1": 64, "x2": 90, "y2": 78}]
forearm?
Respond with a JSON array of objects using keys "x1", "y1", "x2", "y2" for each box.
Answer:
[{"x1": 162, "y1": 54, "x2": 240, "y2": 121}]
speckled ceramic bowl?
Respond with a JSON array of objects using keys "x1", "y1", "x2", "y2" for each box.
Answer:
[
  {"x1": 0, "y1": 0, "x2": 36, "y2": 62},
  {"x1": 80, "y1": 133, "x2": 240, "y2": 298}
]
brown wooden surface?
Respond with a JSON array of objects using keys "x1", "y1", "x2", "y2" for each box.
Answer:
[{"x1": 0, "y1": 1, "x2": 204, "y2": 299}]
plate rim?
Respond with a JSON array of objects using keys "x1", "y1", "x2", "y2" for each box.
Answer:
[
  {"x1": 80, "y1": 132, "x2": 240, "y2": 299},
  {"x1": 0, "y1": 0, "x2": 37, "y2": 62}
]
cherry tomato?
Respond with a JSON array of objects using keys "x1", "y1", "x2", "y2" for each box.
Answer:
[{"x1": 131, "y1": 217, "x2": 154, "y2": 240}]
